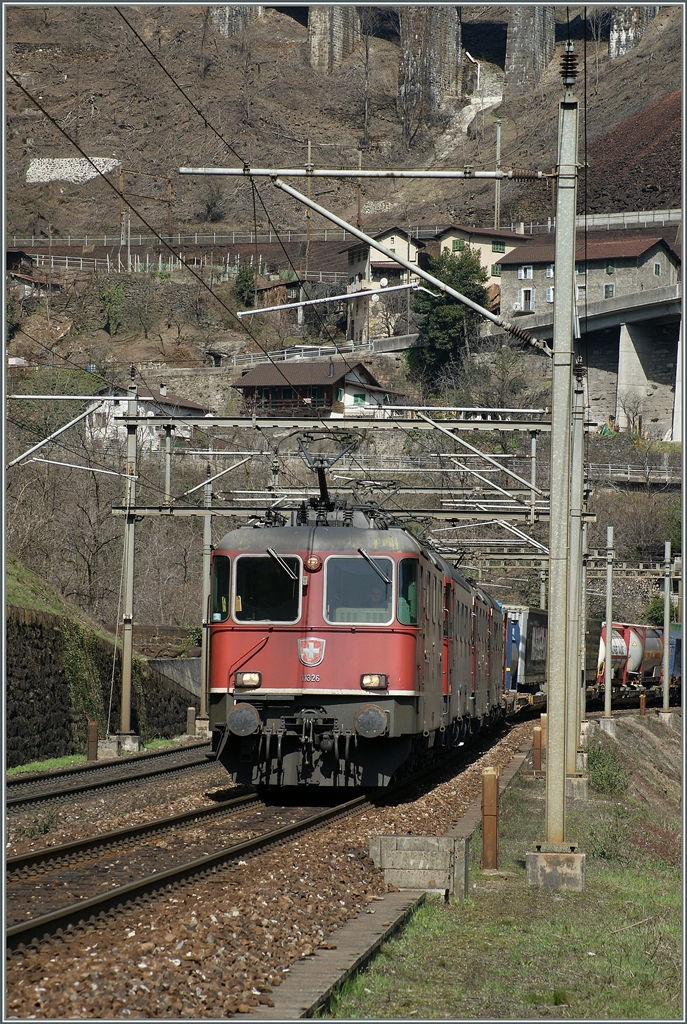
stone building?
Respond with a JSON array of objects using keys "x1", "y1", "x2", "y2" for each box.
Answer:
[
  {"x1": 424, "y1": 224, "x2": 532, "y2": 289},
  {"x1": 495, "y1": 236, "x2": 680, "y2": 317}
]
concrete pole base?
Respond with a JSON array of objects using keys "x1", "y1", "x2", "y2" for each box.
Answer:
[
  {"x1": 579, "y1": 720, "x2": 596, "y2": 746},
  {"x1": 599, "y1": 718, "x2": 616, "y2": 738},
  {"x1": 195, "y1": 717, "x2": 211, "y2": 739},
  {"x1": 97, "y1": 734, "x2": 140, "y2": 757},
  {"x1": 576, "y1": 750, "x2": 588, "y2": 771},
  {"x1": 566, "y1": 775, "x2": 588, "y2": 800},
  {"x1": 658, "y1": 711, "x2": 674, "y2": 729},
  {"x1": 526, "y1": 848, "x2": 585, "y2": 891}
]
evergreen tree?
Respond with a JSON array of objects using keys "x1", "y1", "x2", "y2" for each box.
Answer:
[
  {"x1": 235, "y1": 263, "x2": 255, "y2": 308},
  {"x1": 406, "y1": 246, "x2": 488, "y2": 385}
]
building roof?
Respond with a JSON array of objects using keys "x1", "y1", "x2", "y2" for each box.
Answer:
[
  {"x1": 495, "y1": 235, "x2": 678, "y2": 265},
  {"x1": 98, "y1": 385, "x2": 209, "y2": 413},
  {"x1": 340, "y1": 230, "x2": 426, "y2": 255},
  {"x1": 233, "y1": 359, "x2": 381, "y2": 390},
  {"x1": 433, "y1": 224, "x2": 532, "y2": 242}
]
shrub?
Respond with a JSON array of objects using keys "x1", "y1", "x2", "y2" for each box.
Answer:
[{"x1": 587, "y1": 743, "x2": 629, "y2": 794}]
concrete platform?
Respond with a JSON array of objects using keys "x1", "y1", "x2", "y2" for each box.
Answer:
[
  {"x1": 248, "y1": 891, "x2": 425, "y2": 1019},
  {"x1": 599, "y1": 717, "x2": 617, "y2": 737}
]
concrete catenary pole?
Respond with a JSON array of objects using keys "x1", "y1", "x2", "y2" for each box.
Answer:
[
  {"x1": 662, "y1": 541, "x2": 672, "y2": 712},
  {"x1": 529, "y1": 430, "x2": 537, "y2": 526},
  {"x1": 120, "y1": 374, "x2": 138, "y2": 736},
  {"x1": 566, "y1": 362, "x2": 586, "y2": 773},
  {"x1": 494, "y1": 119, "x2": 502, "y2": 230},
  {"x1": 579, "y1": 520, "x2": 588, "y2": 724},
  {"x1": 199, "y1": 466, "x2": 213, "y2": 725},
  {"x1": 544, "y1": 43, "x2": 579, "y2": 844},
  {"x1": 604, "y1": 526, "x2": 614, "y2": 720}
]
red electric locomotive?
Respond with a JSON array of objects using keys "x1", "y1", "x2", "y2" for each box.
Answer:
[{"x1": 208, "y1": 507, "x2": 504, "y2": 788}]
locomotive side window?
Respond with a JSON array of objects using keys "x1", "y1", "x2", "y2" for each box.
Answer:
[
  {"x1": 324, "y1": 556, "x2": 394, "y2": 624},
  {"x1": 234, "y1": 555, "x2": 301, "y2": 622},
  {"x1": 211, "y1": 555, "x2": 231, "y2": 622},
  {"x1": 397, "y1": 558, "x2": 419, "y2": 624}
]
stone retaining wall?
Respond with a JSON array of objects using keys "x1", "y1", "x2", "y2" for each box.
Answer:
[{"x1": 5, "y1": 607, "x2": 199, "y2": 768}]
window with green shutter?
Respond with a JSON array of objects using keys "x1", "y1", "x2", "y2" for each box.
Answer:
[
  {"x1": 452, "y1": 239, "x2": 465, "y2": 251},
  {"x1": 491, "y1": 264, "x2": 502, "y2": 276},
  {"x1": 492, "y1": 241, "x2": 505, "y2": 253},
  {"x1": 605, "y1": 260, "x2": 615, "y2": 275}
]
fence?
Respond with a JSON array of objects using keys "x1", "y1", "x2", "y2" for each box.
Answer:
[
  {"x1": 10, "y1": 227, "x2": 351, "y2": 248},
  {"x1": 10, "y1": 209, "x2": 679, "y2": 249},
  {"x1": 29, "y1": 252, "x2": 348, "y2": 284}
]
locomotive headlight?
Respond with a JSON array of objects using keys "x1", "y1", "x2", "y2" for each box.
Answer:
[
  {"x1": 305, "y1": 555, "x2": 322, "y2": 572},
  {"x1": 234, "y1": 671, "x2": 262, "y2": 688},
  {"x1": 361, "y1": 673, "x2": 388, "y2": 690}
]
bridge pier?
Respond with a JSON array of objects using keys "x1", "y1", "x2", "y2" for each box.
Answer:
[{"x1": 616, "y1": 321, "x2": 677, "y2": 438}]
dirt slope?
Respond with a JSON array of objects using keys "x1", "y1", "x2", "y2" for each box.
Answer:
[{"x1": 5, "y1": 5, "x2": 682, "y2": 239}]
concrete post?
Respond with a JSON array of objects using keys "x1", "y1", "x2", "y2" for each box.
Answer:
[
  {"x1": 671, "y1": 322, "x2": 682, "y2": 442},
  {"x1": 662, "y1": 541, "x2": 671, "y2": 713},
  {"x1": 119, "y1": 378, "x2": 138, "y2": 737},
  {"x1": 533, "y1": 727, "x2": 542, "y2": 772},
  {"x1": 164, "y1": 425, "x2": 173, "y2": 504},
  {"x1": 540, "y1": 712, "x2": 547, "y2": 748},
  {"x1": 186, "y1": 706, "x2": 196, "y2": 736},
  {"x1": 529, "y1": 430, "x2": 537, "y2": 526},
  {"x1": 481, "y1": 767, "x2": 499, "y2": 869},
  {"x1": 579, "y1": 520, "x2": 588, "y2": 724},
  {"x1": 540, "y1": 560, "x2": 547, "y2": 610},
  {"x1": 199, "y1": 467, "x2": 213, "y2": 725},
  {"x1": 494, "y1": 119, "x2": 502, "y2": 230},
  {"x1": 566, "y1": 368, "x2": 586, "y2": 774},
  {"x1": 604, "y1": 526, "x2": 614, "y2": 721},
  {"x1": 545, "y1": 43, "x2": 579, "y2": 845}
]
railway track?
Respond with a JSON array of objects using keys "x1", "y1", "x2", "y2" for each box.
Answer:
[
  {"x1": 6, "y1": 795, "x2": 367, "y2": 952},
  {"x1": 5, "y1": 725, "x2": 510, "y2": 953},
  {"x1": 6, "y1": 742, "x2": 212, "y2": 809}
]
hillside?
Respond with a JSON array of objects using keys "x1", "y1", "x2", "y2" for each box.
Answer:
[{"x1": 5, "y1": 5, "x2": 682, "y2": 242}]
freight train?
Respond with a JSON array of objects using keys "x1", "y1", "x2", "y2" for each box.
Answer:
[{"x1": 207, "y1": 502, "x2": 678, "y2": 789}]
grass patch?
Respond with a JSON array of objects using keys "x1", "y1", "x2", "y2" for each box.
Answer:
[
  {"x1": 325, "y1": 727, "x2": 681, "y2": 1020},
  {"x1": 6, "y1": 753, "x2": 87, "y2": 775},
  {"x1": 587, "y1": 742, "x2": 629, "y2": 794},
  {"x1": 17, "y1": 808, "x2": 59, "y2": 838},
  {"x1": 142, "y1": 736, "x2": 185, "y2": 751}
]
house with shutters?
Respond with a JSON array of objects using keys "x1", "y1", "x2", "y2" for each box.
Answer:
[
  {"x1": 424, "y1": 224, "x2": 531, "y2": 290},
  {"x1": 232, "y1": 359, "x2": 404, "y2": 417},
  {"x1": 494, "y1": 235, "x2": 680, "y2": 317},
  {"x1": 341, "y1": 228, "x2": 425, "y2": 343}
]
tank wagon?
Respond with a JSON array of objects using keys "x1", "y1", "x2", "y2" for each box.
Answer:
[{"x1": 208, "y1": 509, "x2": 504, "y2": 788}]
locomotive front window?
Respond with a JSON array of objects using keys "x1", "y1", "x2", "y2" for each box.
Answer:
[
  {"x1": 211, "y1": 555, "x2": 231, "y2": 622},
  {"x1": 325, "y1": 556, "x2": 394, "y2": 624},
  {"x1": 397, "y1": 558, "x2": 419, "y2": 624},
  {"x1": 234, "y1": 555, "x2": 301, "y2": 622}
]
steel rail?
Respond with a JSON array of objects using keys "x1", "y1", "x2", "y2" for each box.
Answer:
[
  {"x1": 5, "y1": 796, "x2": 368, "y2": 950},
  {"x1": 5, "y1": 725, "x2": 511, "y2": 950},
  {"x1": 7, "y1": 753, "x2": 212, "y2": 809},
  {"x1": 6, "y1": 741, "x2": 210, "y2": 788},
  {"x1": 6, "y1": 793, "x2": 258, "y2": 878}
]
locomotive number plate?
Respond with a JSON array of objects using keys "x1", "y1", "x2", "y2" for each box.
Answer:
[{"x1": 301, "y1": 673, "x2": 321, "y2": 682}]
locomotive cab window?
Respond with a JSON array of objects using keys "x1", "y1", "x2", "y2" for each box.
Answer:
[
  {"x1": 397, "y1": 558, "x2": 419, "y2": 624},
  {"x1": 233, "y1": 555, "x2": 301, "y2": 622},
  {"x1": 211, "y1": 555, "x2": 231, "y2": 622},
  {"x1": 325, "y1": 556, "x2": 393, "y2": 624}
]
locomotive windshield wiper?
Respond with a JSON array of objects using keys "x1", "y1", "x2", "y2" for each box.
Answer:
[
  {"x1": 266, "y1": 548, "x2": 298, "y2": 581},
  {"x1": 357, "y1": 548, "x2": 392, "y2": 585}
]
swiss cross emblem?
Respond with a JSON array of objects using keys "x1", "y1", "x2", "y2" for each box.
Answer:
[{"x1": 298, "y1": 637, "x2": 326, "y2": 667}]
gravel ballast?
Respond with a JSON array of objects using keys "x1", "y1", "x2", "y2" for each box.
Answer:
[{"x1": 6, "y1": 720, "x2": 533, "y2": 1019}]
